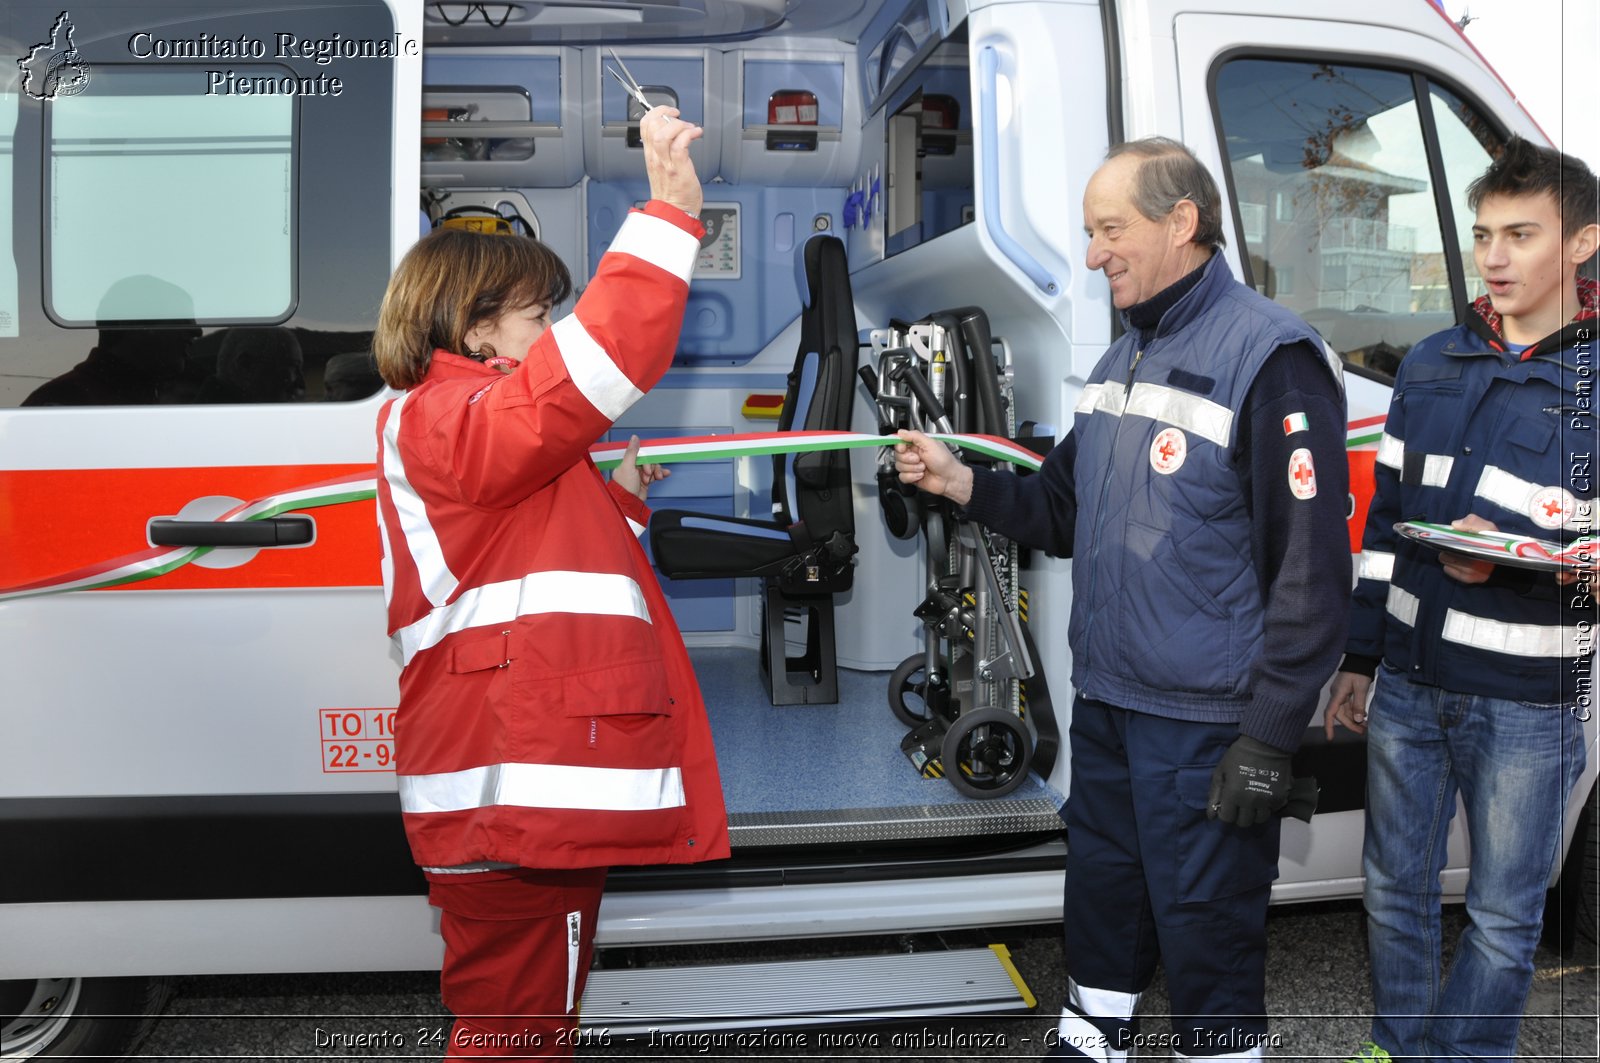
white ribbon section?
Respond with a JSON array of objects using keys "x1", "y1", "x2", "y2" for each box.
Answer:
[
  {"x1": 394, "y1": 570, "x2": 651, "y2": 666},
  {"x1": 1360, "y1": 550, "x2": 1395, "y2": 582},
  {"x1": 382, "y1": 392, "x2": 461, "y2": 608},
  {"x1": 1123, "y1": 382, "x2": 1234, "y2": 447},
  {"x1": 1443, "y1": 609, "x2": 1585, "y2": 658},
  {"x1": 1174, "y1": 1048, "x2": 1263, "y2": 1061},
  {"x1": 399, "y1": 762, "x2": 686, "y2": 815},
  {"x1": 552, "y1": 314, "x2": 644, "y2": 422}
]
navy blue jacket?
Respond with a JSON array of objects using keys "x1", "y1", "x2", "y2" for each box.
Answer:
[
  {"x1": 966, "y1": 253, "x2": 1350, "y2": 751},
  {"x1": 1345, "y1": 296, "x2": 1598, "y2": 704}
]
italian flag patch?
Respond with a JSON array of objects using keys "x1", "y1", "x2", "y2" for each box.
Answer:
[{"x1": 1282, "y1": 412, "x2": 1309, "y2": 435}]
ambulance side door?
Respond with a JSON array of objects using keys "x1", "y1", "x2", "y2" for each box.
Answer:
[{"x1": 0, "y1": 0, "x2": 419, "y2": 918}]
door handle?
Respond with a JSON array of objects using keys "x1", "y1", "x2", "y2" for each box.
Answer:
[{"x1": 147, "y1": 516, "x2": 315, "y2": 548}]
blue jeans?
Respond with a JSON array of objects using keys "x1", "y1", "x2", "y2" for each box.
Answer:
[{"x1": 1364, "y1": 663, "x2": 1586, "y2": 1062}]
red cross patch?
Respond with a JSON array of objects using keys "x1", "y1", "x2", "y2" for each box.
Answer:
[
  {"x1": 1529, "y1": 486, "x2": 1574, "y2": 531},
  {"x1": 1288, "y1": 448, "x2": 1317, "y2": 500},
  {"x1": 1150, "y1": 427, "x2": 1187, "y2": 475}
]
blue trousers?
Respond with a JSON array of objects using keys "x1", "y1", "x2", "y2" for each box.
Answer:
[
  {"x1": 1051, "y1": 696, "x2": 1281, "y2": 1059},
  {"x1": 1364, "y1": 663, "x2": 1586, "y2": 1062}
]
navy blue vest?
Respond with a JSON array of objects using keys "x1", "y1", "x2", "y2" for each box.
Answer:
[{"x1": 1069, "y1": 253, "x2": 1335, "y2": 722}]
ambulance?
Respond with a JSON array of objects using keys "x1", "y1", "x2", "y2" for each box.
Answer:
[{"x1": 1, "y1": 0, "x2": 1594, "y2": 1057}]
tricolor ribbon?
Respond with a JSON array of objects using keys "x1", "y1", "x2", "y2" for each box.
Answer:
[
  {"x1": 0, "y1": 471, "x2": 378, "y2": 603},
  {"x1": 588, "y1": 430, "x2": 1043, "y2": 473},
  {"x1": 0, "y1": 431, "x2": 1038, "y2": 601}
]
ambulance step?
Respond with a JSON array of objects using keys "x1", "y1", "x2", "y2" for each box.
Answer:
[{"x1": 581, "y1": 945, "x2": 1036, "y2": 1034}]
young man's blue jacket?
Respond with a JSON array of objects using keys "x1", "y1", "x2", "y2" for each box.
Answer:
[{"x1": 1343, "y1": 279, "x2": 1599, "y2": 703}]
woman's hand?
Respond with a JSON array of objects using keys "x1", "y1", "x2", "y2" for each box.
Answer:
[
  {"x1": 641, "y1": 105, "x2": 704, "y2": 219},
  {"x1": 612, "y1": 434, "x2": 670, "y2": 503}
]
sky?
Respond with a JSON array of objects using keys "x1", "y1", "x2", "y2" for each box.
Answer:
[{"x1": 1439, "y1": 0, "x2": 1599, "y2": 171}]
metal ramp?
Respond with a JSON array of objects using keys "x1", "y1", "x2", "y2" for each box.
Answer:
[{"x1": 581, "y1": 945, "x2": 1036, "y2": 1034}]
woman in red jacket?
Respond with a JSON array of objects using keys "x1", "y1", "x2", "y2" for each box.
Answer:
[{"x1": 372, "y1": 106, "x2": 728, "y2": 1058}]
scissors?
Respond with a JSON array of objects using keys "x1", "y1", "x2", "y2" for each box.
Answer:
[{"x1": 606, "y1": 49, "x2": 653, "y2": 114}]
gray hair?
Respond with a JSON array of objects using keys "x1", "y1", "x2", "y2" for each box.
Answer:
[{"x1": 1106, "y1": 137, "x2": 1227, "y2": 250}]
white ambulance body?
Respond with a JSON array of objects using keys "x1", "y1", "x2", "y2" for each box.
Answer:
[{"x1": 1, "y1": 0, "x2": 1594, "y2": 1056}]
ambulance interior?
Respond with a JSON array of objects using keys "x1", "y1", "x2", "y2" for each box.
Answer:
[{"x1": 412, "y1": 0, "x2": 1073, "y2": 877}]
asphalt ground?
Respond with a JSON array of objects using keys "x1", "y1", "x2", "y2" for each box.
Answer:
[{"x1": 131, "y1": 899, "x2": 1598, "y2": 1061}]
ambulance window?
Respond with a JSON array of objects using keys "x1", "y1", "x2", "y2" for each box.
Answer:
[
  {"x1": 1213, "y1": 59, "x2": 1504, "y2": 380},
  {"x1": 1428, "y1": 83, "x2": 1500, "y2": 301},
  {"x1": 45, "y1": 67, "x2": 294, "y2": 326}
]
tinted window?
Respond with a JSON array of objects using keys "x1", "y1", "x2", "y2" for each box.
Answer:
[
  {"x1": 2, "y1": 1, "x2": 392, "y2": 407},
  {"x1": 1214, "y1": 59, "x2": 1504, "y2": 380}
]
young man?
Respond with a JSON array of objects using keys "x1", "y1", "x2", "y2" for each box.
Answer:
[
  {"x1": 1326, "y1": 137, "x2": 1599, "y2": 1063},
  {"x1": 898, "y1": 137, "x2": 1350, "y2": 1060}
]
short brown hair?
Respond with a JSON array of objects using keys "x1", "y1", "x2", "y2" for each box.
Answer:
[
  {"x1": 1467, "y1": 135, "x2": 1599, "y2": 242},
  {"x1": 373, "y1": 228, "x2": 572, "y2": 389}
]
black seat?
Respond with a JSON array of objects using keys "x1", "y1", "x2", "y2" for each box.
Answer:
[{"x1": 650, "y1": 232, "x2": 859, "y2": 704}]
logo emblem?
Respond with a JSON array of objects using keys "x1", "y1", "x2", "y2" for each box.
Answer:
[
  {"x1": 1288, "y1": 448, "x2": 1318, "y2": 499},
  {"x1": 18, "y1": 12, "x2": 91, "y2": 101},
  {"x1": 1529, "y1": 486, "x2": 1574, "y2": 531},
  {"x1": 1150, "y1": 427, "x2": 1187, "y2": 475}
]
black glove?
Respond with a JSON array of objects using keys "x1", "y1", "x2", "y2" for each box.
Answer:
[{"x1": 1207, "y1": 735, "x2": 1292, "y2": 827}]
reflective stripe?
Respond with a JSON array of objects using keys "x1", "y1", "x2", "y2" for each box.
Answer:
[
  {"x1": 1360, "y1": 550, "x2": 1395, "y2": 582},
  {"x1": 399, "y1": 762, "x2": 686, "y2": 814},
  {"x1": 1419, "y1": 453, "x2": 1454, "y2": 487},
  {"x1": 1067, "y1": 978, "x2": 1141, "y2": 1020},
  {"x1": 1123, "y1": 382, "x2": 1233, "y2": 447},
  {"x1": 1442, "y1": 609, "x2": 1586, "y2": 658},
  {"x1": 607, "y1": 210, "x2": 700, "y2": 284},
  {"x1": 1386, "y1": 584, "x2": 1419, "y2": 627},
  {"x1": 376, "y1": 405, "x2": 396, "y2": 605},
  {"x1": 382, "y1": 391, "x2": 461, "y2": 608},
  {"x1": 552, "y1": 314, "x2": 644, "y2": 421},
  {"x1": 565, "y1": 911, "x2": 582, "y2": 1013},
  {"x1": 1476, "y1": 466, "x2": 1588, "y2": 532},
  {"x1": 394, "y1": 570, "x2": 651, "y2": 666},
  {"x1": 1054, "y1": 1011, "x2": 1119, "y2": 1063},
  {"x1": 1076, "y1": 381, "x2": 1128, "y2": 416},
  {"x1": 420, "y1": 861, "x2": 519, "y2": 875},
  {"x1": 625, "y1": 515, "x2": 645, "y2": 538},
  {"x1": 1377, "y1": 432, "x2": 1404, "y2": 471}
]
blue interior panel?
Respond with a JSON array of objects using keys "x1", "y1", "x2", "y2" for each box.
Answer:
[
  {"x1": 422, "y1": 55, "x2": 563, "y2": 122},
  {"x1": 586, "y1": 186, "x2": 842, "y2": 362},
  {"x1": 602, "y1": 56, "x2": 704, "y2": 123}
]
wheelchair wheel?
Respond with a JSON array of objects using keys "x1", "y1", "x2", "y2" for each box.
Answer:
[
  {"x1": 888, "y1": 653, "x2": 942, "y2": 727},
  {"x1": 941, "y1": 707, "x2": 1032, "y2": 799}
]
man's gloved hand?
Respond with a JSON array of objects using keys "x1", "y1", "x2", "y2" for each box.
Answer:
[{"x1": 1207, "y1": 735, "x2": 1293, "y2": 827}]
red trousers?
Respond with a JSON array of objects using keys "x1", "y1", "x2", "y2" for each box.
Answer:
[{"x1": 428, "y1": 867, "x2": 608, "y2": 1059}]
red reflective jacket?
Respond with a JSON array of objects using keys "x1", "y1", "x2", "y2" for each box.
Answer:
[{"x1": 376, "y1": 202, "x2": 729, "y2": 871}]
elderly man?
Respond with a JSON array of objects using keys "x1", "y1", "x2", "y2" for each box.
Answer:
[{"x1": 896, "y1": 137, "x2": 1350, "y2": 1060}]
